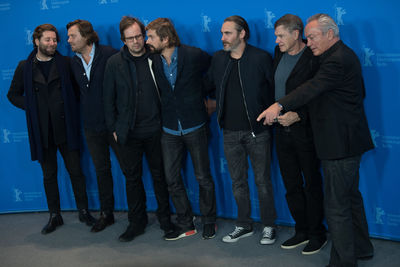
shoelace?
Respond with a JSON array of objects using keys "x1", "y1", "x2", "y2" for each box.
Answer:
[
  {"x1": 262, "y1": 227, "x2": 273, "y2": 238},
  {"x1": 230, "y1": 226, "x2": 245, "y2": 237}
]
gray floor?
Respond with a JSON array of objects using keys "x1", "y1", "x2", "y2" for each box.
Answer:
[{"x1": 0, "y1": 212, "x2": 399, "y2": 267}]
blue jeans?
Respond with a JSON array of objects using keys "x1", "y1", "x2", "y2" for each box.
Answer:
[
  {"x1": 322, "y1": 155, "x2": 373, "y2": 267},
  {"x1": 161, "y1": 125, "x2": 216, "y2": 229},
  {"x1": 223, "y1": 129, "x2": 276, "y2": 229}
]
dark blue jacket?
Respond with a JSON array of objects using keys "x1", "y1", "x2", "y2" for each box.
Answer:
[
  {"x1": 152, "y1": 45, "x2": 211, "y2": 131},
  {"x1": 70, "y1": 43, "x2": 118, "y2": 132}
]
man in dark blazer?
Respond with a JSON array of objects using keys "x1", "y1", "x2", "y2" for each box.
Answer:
[
  {"x1": 258, "y1": 14, "x2": 374, "y2": 267},
  {"x1": 7, "y1": 23, "x2": 95, "y2": 235},
  {"x1": 272, "y1": 14, "x2": 326, "y2": 254},
  {"x1": 103, "y1": 16, "x2": 175, "y2": 242},
  {"x1": 146, "y1": 18, "x2": 217, "y2": 241},
  {"x1": 67, "y1": 19, "x2": 118, "y2": 233}
]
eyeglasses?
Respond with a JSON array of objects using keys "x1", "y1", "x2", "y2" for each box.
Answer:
[{"x1": 124, "y1": 34, "x2": 144, "y2": 42}]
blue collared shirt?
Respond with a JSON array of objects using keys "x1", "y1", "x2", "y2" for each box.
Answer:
[
  {"x1": 161, "y1": 47, "x2": 204, "y2": 135},
  {"x1": 76, "y1": 43, "x2": 95, "y2": 81}
]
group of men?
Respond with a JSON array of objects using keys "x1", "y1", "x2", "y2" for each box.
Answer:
[{"x1": 8, "y1": 12, "x2": 374, "y2": 267}]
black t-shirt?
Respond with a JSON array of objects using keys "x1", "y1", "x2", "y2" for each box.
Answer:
[
  {"x1": 126, "y1": 49, "x2": 160, "y2": 137},
  {"x1": 222, "y1": 58, "x2": 250, "y2": 131}
]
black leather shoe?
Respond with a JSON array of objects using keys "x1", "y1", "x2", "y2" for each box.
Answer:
[
  {"x1": 79, "y1": 209, "x2": 96, "y2": 226},
  {"x1": 91, "y1": 212, "x2": 115, "y2": 232},
  {"x1": 41, "y1": 213, "x2": 63, "y2": 234},
  {"x1": 118, "y1": 223, "x2": 145, "y2": 242}
]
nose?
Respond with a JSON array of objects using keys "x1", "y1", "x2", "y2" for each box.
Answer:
[{"x1": 221, "y1": 34, "x2": 225, "y2": 42}]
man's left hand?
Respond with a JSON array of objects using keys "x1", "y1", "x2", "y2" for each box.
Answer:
[{"x1": 277, "y1": 111, "x2": 300, "y2": 127}]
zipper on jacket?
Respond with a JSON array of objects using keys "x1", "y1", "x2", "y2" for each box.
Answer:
[{"x1": 238, "y1": 60, "x2": 256, "y2": 138}]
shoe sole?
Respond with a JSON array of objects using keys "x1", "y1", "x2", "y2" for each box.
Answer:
[
  {"x1": 281, "y1": 240, "x2": 309, "y2": 249},
  {"x1": 165, "y1": 229, "x2": 197, "y2": 241},
  {"x1": 302, "y1": 240, "x2": 327, "y2": 255},
  {"x1": 260, "y1": 238, "x2": 276, "y2": 245},
  {"x1": 222, "y1": 231, "x2": 254, "y2": 243}
]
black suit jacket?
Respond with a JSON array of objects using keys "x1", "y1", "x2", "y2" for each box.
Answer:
[{"x1": 279, "y1": 40, "x2": 374, "y2": 160}]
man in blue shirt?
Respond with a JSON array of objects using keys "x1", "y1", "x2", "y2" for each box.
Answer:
[{"x1": 146, "y1": 18, "x2": 217, "y2": 241}]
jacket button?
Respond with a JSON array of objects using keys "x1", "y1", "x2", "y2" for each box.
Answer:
[
  {"x1": 83, "y1": 73, "x2": 86, "y2": 76},
  {"x1": 86, "y1": 84, "x2": 89, "y2": 87}
]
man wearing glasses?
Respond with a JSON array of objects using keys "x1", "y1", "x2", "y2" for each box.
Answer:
[{"x1": 103, "y1": 16, "x2": 175, "y2": 242}]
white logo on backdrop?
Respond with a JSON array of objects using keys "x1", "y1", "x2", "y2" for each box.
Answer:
[
  {"x1": 14, "y1": 188, "x2": 23, "y2": 202},
  {"x1": 363, "y1": 47, "x2": 375, "y2": 67},
  {"x1": 40, "y1": 0, "x2": 49, "y2": 10},
  {"x1": 25, "y1": 29, "x2": 33, "y2": 45},
  {"x1": 375, "y1": 207, "x2": 385, "y2": 225},
  {"x1": 335, "y1": 6, "x2": 346, "y2": 26},
  {"x1": 201, "y1": 14, "x2": 211, "y2": 33},
  {"x1": 2, "y1": 129, "x2": 11, "y2": 143},
  {"x1": 264, "y1": 9, "x2": 276, "y2": 29}
]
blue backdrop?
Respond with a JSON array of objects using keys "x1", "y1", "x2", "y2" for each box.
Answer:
[{"x1": 1, "y1": 0, "x2": 399, "y2": 241}]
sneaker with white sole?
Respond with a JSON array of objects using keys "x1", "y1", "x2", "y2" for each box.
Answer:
[
  {"x1": 222, "y1": 226, "x2": 253, "y2": 243},
  {"x1": 260, "y1": 226, "x2": 276, "y2": 245}
]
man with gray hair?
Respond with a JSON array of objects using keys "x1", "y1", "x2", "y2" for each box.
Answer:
[
  {"x1": 273, "y1": 14, "x2": 326, "y2": 255},
  {"x1": 258, "y1": 13, "x2": 374, "y2": 266}
]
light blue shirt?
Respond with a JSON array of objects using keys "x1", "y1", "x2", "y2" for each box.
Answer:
[{"x1": 76, "y1": 43, "x2": 95, "y2": 81}]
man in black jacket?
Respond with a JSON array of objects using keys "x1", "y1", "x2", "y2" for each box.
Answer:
[
  {"x1": 272, "y1": 14, "x2": 326, "y2": 255},
  {"x1": 258, "y1": 14, "x2": 374, "y2": 266},
  {"x1": 206, "y1": 15, "x2": 277, "y2": 244},
  {"x1": 103, "y1": 16, "x2": 174, "y2": 242},
  {"x1": 7, "y1": 24, "x2": 95, "y2": 234},
  {"x1": 67, "y1": 19, "x2": 118, "y2": 233},
  {"x1": 146, "y1": 18, "x2": 217, "y2": 241}
]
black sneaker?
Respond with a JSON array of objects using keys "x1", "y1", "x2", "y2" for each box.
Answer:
[
  {"x1": 222, "y1": 226, "x2": 253, "y2": 243},
  {"x1": 281, "y1": 233, "x2": 309, "y2": 249},
  {"x1": 260, "y1": 226, "x2": 276, "y2": 245},
  {"x1": 302, "y1": 237, "x2": 327, "y2": 255},
  {"x1": 202, "y1": 223, "x2": 217, "y2": 239},
  {"x1": 164, "y1": 225, "x2": 197, "y2": 241}
]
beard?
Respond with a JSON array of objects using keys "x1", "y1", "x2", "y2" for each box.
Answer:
[
  {"x1": 222, "y1": 39, "x2": 240, "y2": 52},
  {"x1": 38, "y1": 43, "x2": 56, "y2": 57},
  {"x1": 147, "y1": 44, "x2": 162, "y2": 54}
]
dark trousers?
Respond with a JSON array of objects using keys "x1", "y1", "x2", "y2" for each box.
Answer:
[
  {"x1": 40, "y1": 141, "x2": 88, "y2": 213},
  {"x1": 84, "y1": 130, "x2": 120, "y2": 214},
  {"x1": 161, "y1": 125, "x2": 216, "y2": 229},
  {"x1": 322, "y1": 155, "x2": 373, "y2": 267},
  {"x1": 117, "y1": 131, "x2": 171, "y2": 229},
  {"x1": 223, "y1": 129, "x2": 276, "y2": 229},
  {"x1": 275, "y1": 126, "x2": 325, "y2": 239}
]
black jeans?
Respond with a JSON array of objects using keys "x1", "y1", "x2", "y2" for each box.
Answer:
[
  {"x1": 161, "y1": 125, "x2": 216, "y2": 229},
  {"x1": 275, "y1": 126, "x2": 325, "y2": 239},
  {"x1": 223, "y1": 129, "x2": 276, "y2": 229},
  {"x1": 322, "y1": 155, "x2": 373, "y2": 267},
  {"x1": 117, "y1": 131, "x2": 171, "y2": 229},
  {"x1": 40, "y1": 141, "x2": 88, "y2": 213},
  {"x1": 84, "y1": 130, "x2": 120, "y2": 214}
]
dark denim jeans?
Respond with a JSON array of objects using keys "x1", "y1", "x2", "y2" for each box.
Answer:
[
  {"x1": 223, "y1": 129, "x2": 276, "y2": 229},
  {"x1": 161, "y1": 125, "x2": 216, "y2": 229},
  {"x1": 40, "y1": 141, "x2": 88, "y2": 213},
  {"x1": 275, "y1": 126, "x2": 325, "y2": 239},
  {"x1": 84, "y1": 130, "x2": 120, "y2": 214},
  {"x1": 322, "y1": 155, "x2": 373, "y2": 267},
  {"x1": 117, "y1": 131, "x2": 171, "y2": 229}
]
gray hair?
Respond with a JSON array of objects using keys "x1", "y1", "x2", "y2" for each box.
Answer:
[{"x1": 307, "y1": 13, "x2": 339, "y2": 37}]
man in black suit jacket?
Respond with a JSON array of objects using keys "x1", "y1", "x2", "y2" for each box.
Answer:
[
  {"x1": 67, "y1": 19, "x2": 118, "y2": 233},
  {"x1": 258, "y1": 14, "x2": 374, "y2": 267},
  {"x1": 7, "y1": 24, "x2": 95, "y2": 235},
  {"x1": 272, "y1": 14, "x2": 326, "y2": 254},
  {"x1": 146, "y1": 18, "x2": 217, "y2": 241}
]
